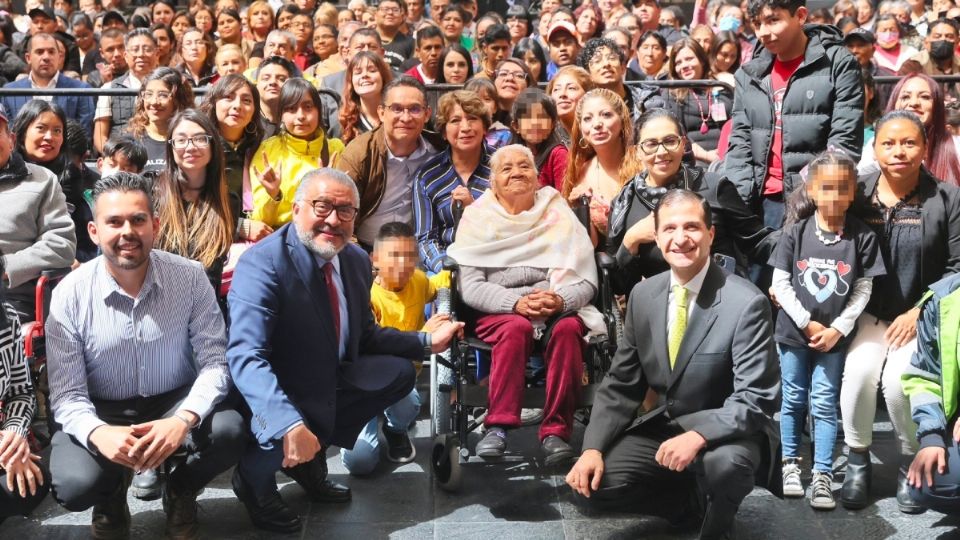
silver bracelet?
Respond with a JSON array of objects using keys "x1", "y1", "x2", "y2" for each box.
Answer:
[{"x1": 173, "y1": 412, "x2": 195, "y2": 429}]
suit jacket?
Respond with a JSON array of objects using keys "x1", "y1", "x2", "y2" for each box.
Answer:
[
  {"x1": 1, "y1": 75, "x2": 95, "y2": 137},
  {"x1": 584, "y1": 262, "x2": 781, "y2": 488},
  {"x1": 226, "y1": 223, "x2": 423, "y2": 446}
]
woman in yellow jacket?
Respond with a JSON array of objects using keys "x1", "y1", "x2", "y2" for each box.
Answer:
[{"x1": 251, "y1": 78, "x2": 345, "y2": 228}]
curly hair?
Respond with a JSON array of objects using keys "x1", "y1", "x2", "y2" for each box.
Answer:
[
  {"x1": 338, "y1": 51, "x2": 393, "y2": 144},
  {"x1": 126, "y1": 67, "x2": 195, "y2": 139},
  {"x1": 561, "y1": 88, "x2": 634, "y2": 199}
]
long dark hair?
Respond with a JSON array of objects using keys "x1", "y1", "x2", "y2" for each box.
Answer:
[
  {"x1": 510, "y1": 88, "x2": 563, "y2": 171},
  {"x1": 278, "y1": 78, "x2": 325, "y2": 139},
  {"x1": 783, "y1": 150, "x2": 858, "y2": 228},
  {"x1": 710, "y1": 30, "x2": 741, "y2": 74},
  {"x1": 13, "y1": 99, "x2": 67, "y2": 174},
  {"x1": 512, "y1": 38, "x2": 548, "y2": 84},
  {"x1": 436, "y1": 44, "x2": 474, "y2": 84},
  {"x1": 155, "y1": 109, "x2": 233, "y2": 268},
  {"x1": 199, "y1": 74, "x2": 264, "y2": 160},
  {"x1": 886, "y1": 72, "x2": 960, "y2": 185}
]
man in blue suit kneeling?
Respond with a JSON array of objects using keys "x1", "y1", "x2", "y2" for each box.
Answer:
[{"x1": 227, "y1": 168, "x2": 463, "y2": 533}]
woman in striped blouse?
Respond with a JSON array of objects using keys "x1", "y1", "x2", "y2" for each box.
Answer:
[{"x1": 0, "y1": 252, "x2": 48, "y2": 525}]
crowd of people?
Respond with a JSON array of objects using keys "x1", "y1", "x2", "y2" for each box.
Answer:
[{"x1": 2, "y1": 0, "x2": 960, "y2": 538}]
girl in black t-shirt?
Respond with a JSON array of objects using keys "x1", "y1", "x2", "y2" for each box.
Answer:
[{"x1": 770, "y1": 151, "x2": 886, "y2": 511}]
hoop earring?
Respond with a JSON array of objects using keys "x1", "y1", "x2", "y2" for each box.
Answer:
[
  {"x1": 244, "y1": 122, "x2": 257, "y2": 135},
  {"x1": 578, "y1": 137, "x2": 589, "y2": 149}
]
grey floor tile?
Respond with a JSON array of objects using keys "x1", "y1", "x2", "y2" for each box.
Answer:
[
  {"x1": 301, "y1": 520, "x2": 434, "y2": 540},
  {"x1": 434, "y1": 520, "x2": 565, "y2": 539}
]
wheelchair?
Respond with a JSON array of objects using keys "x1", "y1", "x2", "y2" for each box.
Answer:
[
  {"x1": 427, "y1": 198, "x2": 622, "y2": 492},
  {"x1": 23, "y1": 267, "x2": 71, "y2": 450}
]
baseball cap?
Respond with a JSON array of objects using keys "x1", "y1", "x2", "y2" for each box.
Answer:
[
  {"x1": 547, "y1": 20, "x2": 577, "y2": 42},
  {"x1": 844, "y1": 28, "x2": 875, "y2": 45},
  {"x1": 102, "y1": 10, "x2": 126, "y2": 27},
  {"x1": 28, "y1": 5, "x2": 56, "y2": 20}
]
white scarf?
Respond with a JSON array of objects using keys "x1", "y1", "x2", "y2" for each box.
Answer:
[{"x1": 447, "y1": 186, "x2": 606, "y2": 338}]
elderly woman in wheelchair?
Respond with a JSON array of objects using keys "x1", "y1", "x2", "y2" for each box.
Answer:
[{"x1": 446, "y1": 144, "x2": 605, "y2": 466}]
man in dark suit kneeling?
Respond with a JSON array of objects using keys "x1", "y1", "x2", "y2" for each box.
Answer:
[
  {"x1": 226, "y1": 168, "x2": 462, "y2": 534},
  {"x1": 566, "y1": 189, "x2": 781, "y2": 540}
]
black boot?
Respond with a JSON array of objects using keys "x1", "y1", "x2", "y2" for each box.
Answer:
[
  {"x1": 897, "y1": 455, "x2": 926, "y2": 514},
  {"x1": 840, "y1": 449, "x2": 871, "y2": 510}
]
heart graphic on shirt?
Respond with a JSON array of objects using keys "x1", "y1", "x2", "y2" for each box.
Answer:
[
  {"x1": 837, "y1": 261, "x2": 851, "y2": 276},
  {"x1": 803, "y1": 268, "x2": 838, "y2": 303},
  {"x1": 797, "y1": 260, "x2": 808, "y2": 271}
]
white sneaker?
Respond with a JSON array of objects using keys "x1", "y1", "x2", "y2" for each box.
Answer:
[
  {"x1": 782, "y1": 459, "x2": 804, "y2": 498},
  {"x1": 810, "y1": 471, "x2": 837, "y2": 510}
]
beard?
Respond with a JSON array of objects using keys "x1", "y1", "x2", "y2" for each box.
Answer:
[{"x1": 296, "y1": 223, "x2": 343, "y2": 260}]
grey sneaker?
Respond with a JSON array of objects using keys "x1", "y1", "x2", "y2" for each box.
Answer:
[
  {"x1": 810, "y1": 471, "x2": 837, "y2": 510},
  {"x1": 782, "y1": 458, "x2": 804, "y2": 498},
  {"x1": 520, "y1": 408, "x2": 544, "y2": 426}
]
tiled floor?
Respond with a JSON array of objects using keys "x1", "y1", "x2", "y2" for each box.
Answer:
[{"x1": 3, "y1": 391, "x2": 958, "y2": 539}]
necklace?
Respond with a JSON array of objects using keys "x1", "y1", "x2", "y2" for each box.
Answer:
[
  {"x1": 815, "y1": 226, "x2": 843, "y2": 245},
  {"x1": 691, "y1": 91, "x2": 711, "y2": 135}
]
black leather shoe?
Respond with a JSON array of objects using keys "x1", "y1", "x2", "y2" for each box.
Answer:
[
  {"x1": 841, "y1": 449, "x2": 872, "y2": 510},
  {"x1": 282, "y1": 457, "x2": 351, "y2": 503},
  {"x1": 541, "y1": 435, "x2": 575, "y2": 466},
  {"x1": 476, "y1": 427, "x2": 507, "y2": 458},
  {"x1": 383, "y1": 426, "x2": 416, "y2": 463},
  {"x1": 91, "y1": 471, "x2": 132, "y2": 540},
  {"x1": 231, "y1": 468, "x2": 301, "y2": 534},
  {"x1": 897, "y1": 458, "x2": 926, "y2": 514},
  {"x1": 162, "y1": 472, "x2": 199, "y2": 540},
  {"x1": 130, "y1": 468, "x2": 161, "y2": 501}
]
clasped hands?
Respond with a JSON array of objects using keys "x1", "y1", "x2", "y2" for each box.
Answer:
[
  {"x1": 88, "y1": 410, "x2": 198, "y2": 472},
  {"x1": 0, "y1": 429, "x2": 43, "y2": 497},
  {"x1": 514, "y1": 289, "x2": 565, "y2": 318}
]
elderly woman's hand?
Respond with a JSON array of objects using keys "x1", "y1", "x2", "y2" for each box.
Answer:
[
  {"x1": 451, "y1": 186, "x2": 475, "y2": 207},
  {"x1": 515, "y1": 290, "x2": 565, "y2": 318}
]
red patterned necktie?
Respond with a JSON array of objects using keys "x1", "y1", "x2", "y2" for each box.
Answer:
[{"x1": 323, "y1": 262, "x2": 340, "y2": 345}]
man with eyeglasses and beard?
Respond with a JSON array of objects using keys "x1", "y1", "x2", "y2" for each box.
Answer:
[{"x1": 227, "y1": 167, "x2": 462, "y2": 533}]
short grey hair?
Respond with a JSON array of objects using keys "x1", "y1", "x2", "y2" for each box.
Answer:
[
  {"x1": 489, "y1": 144, "x2": 536, "y2": 176},
  {"x1": 266, "y1": 29, "x2": 296, "y2": 50},
  {"x1": 294, "y1": 168, "x2": 360, "y2": 207}
]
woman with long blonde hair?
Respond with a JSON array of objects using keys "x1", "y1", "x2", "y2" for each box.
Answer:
[
  {"x1": 155, "y1": 109, "x2": 235, "y2": 292},
  {"x1": 562, "y1": 88, "x2": 635, "y2": 245}
]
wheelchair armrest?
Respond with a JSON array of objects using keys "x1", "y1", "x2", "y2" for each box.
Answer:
[
  {"x1": 442, "y1": 255, "x2": 460, "y2": 271},
  {"x1": 596, "y1": 252, "x2": 616, "y2": 270},
  {"x1": 41, "y1": 267, "x2": 72, "y2": 280}
]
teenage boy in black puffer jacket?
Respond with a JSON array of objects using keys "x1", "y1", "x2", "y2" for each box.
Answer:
[{"x1": 724, "y1": 0, "x2": 864, "y2": 230}]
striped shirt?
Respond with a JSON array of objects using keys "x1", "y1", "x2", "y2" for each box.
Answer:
[
  {"x1": 46, "y1": 250, "x2": 231, "y2": 450},
  {"x1": 413, "y1": 146, "x2": 492, "y2": 273},
  {"x1": 0, "y1": 302, "x2": 34, "y2": 437}
]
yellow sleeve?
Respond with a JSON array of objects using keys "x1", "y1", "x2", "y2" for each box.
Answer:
[
  {"x1": 250, "y1": 138, "x2": 281, "y2": 227},
  {"x1": 429, "y1": 270, "x2": 451, "y2": 290}
]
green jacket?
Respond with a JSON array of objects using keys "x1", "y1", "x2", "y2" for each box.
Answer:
[{"x1": 903, "y1": 273, "x2": 960, "y2": 449}]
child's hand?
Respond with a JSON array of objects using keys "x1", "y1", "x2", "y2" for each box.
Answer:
[
  {"x1": 804, "y1": 320, "x2": 826, "y2": 338},
  {"x1": 422, "y1": 313, "x2": 452, "y2": 333},
  {"x1": 809, "y1": 327, "x2": 842, "y2": 352}
]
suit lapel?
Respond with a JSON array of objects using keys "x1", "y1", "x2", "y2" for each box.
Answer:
[
  {"x1": 668, "y1": 264, "x2": 722, "y2": 389},
  {"x1": 336, "y1": 247, "x2": 364, "y2": 362},
  {"x1": 648, "y1": 275, "x2": 671, "y2": 375},
  {"x1": 285, "y1": 228, "x2": 339, "y2": 351}
]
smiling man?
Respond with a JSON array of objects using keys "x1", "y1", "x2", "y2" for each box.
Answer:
[
  {"x1": 567, "y1": 189, "x2": 780, "y2": 540},
  {"x1": 92, "y1": 28, "x2": 159, "y2": 154},
  {"x1": 227, "y1": 167, "x2": 462, "y2": 533},
  {"x1": 336, "y1": 76, "x2": 442, "y2": 250}
]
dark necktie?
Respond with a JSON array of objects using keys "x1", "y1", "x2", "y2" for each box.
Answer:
[{"x1": 323, "y1": 262, "x2": 340, "y2": 345}]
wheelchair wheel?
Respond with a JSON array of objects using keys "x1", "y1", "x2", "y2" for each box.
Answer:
[{"x1": 432, "y1": 435, "x2": 462, "y2": 492}]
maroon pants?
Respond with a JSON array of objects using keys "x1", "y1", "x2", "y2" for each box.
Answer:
[{"x1": 473, "y1": 313, "x2": 585, "y2": 441}]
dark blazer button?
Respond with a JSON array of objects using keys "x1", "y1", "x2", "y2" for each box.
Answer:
[{"x1": 667, "y1": 399, "x2": 675, "y2": 407}]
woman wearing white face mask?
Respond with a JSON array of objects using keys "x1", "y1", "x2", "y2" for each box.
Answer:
[{"x1": 873, "y1": 14, "x2": 918, "y2": 72}]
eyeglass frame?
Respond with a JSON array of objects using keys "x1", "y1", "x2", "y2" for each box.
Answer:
[
  {"x1": 169, "y1": 134, "x2": 214, "y2": 149},
  {"x1": 379, "y1": 103, "x2": 427, "y2": 117},
  {"x1": 305, "y1": 199, "x2": 360, "y2": 221},
  {"x1": 638, "y1": 135, "x2": 684, "y2": 155},
  {"x1": 495, "y1": 69, "x2": 528, "y2": 81}
]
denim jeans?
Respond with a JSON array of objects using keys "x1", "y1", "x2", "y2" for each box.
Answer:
[
  {"x1": 340, "y1": 387, "x2": 421, "y2": 475},
  {"x1": 779, "y1": 344, "x2": 845, "y2": 472}
]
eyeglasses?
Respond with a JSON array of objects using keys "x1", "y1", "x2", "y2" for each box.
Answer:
[
  {"x1": 495, "y1": 70, "x2": 527, "y2": 81},
  {"x1": 639, "y1": 136, "x2": 683, "y2": 155},
  {"x1": 307, "y1": 199, "x2": 359, "y2": 221},
  {"x1": 382, "y1": 103, "x2": 425, "y2": 117},
  {"x1": 142, "y1": 90, "x2": 172, "y2": 101},
  {"x1": 170, "y1": 134, "x2": 213, "y2": 149},
  {"x1": 127, "y1": 46, "x2": 156, "y2": 54},
  {"x1": 378, "y1": 6, "x2": 402, "y2": 14}
]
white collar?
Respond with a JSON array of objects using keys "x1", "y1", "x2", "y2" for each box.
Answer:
[
  {"x1": 669, "y1": 260, "x2": 711, "y2": 296},
  {"x1": 29, "y1": 71, "x2": 58, "y2": 89}
]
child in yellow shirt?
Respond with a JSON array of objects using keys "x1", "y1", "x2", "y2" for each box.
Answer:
[{"x1": 340, "y1": 222, "x2": 450, "y2": 474}]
